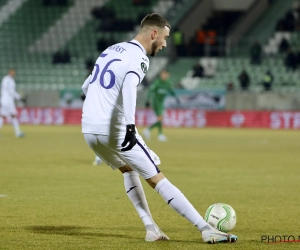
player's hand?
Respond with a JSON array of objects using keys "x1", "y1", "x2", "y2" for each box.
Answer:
[
  {"x1": 20, "y1": 96, "x2": 27, "y2": 103},
  {"x1": 121, "y1": 124, "x2": 137, "y2": 151},
  {"x1": 80, "y1": 92, "x2": 86, "y2": 101},
  {"x1": 145, "y1": 100, "x2": 150, "y2": 108},
  {"x1": 20, "y1": 93, "x2": 27, "y2": 104}
]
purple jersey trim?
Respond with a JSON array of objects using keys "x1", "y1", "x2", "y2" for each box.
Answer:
[
  {"x1": 126, "y1": 71, "x2": 141, "y2": 85},
  {"x1": 127, "y1": 41, "x2": 144, "y2": 52},
  {"x1": 136, "y1": 140, "x2": 161, "y2": 173}
]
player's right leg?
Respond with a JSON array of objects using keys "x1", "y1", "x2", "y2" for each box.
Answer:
[
  {"x1": 142, "y1": 127, "x2": 151, "y2": 140},
  {"x1": 119, "y1": 136, "x2": 237, "y2": 244},
  {"x1": 146, "y1": 173, "x2": 237, "y2": 244},
  {"x1": 153, "y1": 106, "x2": 167, "y2": 141},
  {"x1": 156, "y1": 115, "x2": 167, "y2": 141},
  {"x1": 11, "y1": 114, "x2": 24, "y2": 137},
  {"x1": 0, "y1": 105, "x2": 7, "y2": 131},
  {"x1": 143, "y1": 104, "x2": 163, "y2": 141},
  {"x1": 118, "y1": 166, "x2": 169, "y2": 241}
]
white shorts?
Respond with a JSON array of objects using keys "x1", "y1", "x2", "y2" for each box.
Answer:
[
  {"x1": 83, "y1": 133, "x2": 161, "y2": 179},
  {"x1": 0, "y1": 103, "x2": 17, "y2": 117}
]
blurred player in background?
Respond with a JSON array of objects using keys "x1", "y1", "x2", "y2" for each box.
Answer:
[
  {"x1": 0, "y1": 69, "x2": 24, "y2": 138},
  {"x1": 143, "y1": 69, "x2": 179, "y2": 141},
  {"x1": 81, "y1": 13, "x2": 237, "y2": 244},
  {"x1": 92, "y1": 155, "x2": 102, "y2": 166}
]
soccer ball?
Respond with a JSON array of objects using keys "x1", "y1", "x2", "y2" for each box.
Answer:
[{"x1": 204, "y1": 203, "x2": 237, "y2": 233}]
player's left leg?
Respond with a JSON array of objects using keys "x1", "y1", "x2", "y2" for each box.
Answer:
[
  {"x1": 119, "y1": 166, "x2": 169, "y2": 241},
  {"x1": 0, "y1": 115, "x2": 4, "y2": 130},
  {"x1": 11, "y1": 115, "x2": 24, "y2": 137},
  {"x1": 143, "y1": 104, "x2": 163, "y2": 141},
  {"x1": 154, "y1": 104, "x2": 167, "y2": 141},
  {"x1": 83, "y1": 133, "x2": 168, "y2": 241},
  {"x1": 156, "y1": 115, "x2": 167, "y2": 141}
]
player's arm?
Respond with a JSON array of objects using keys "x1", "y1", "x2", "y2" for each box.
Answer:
[
  {"x1": 122, "y1": 72, "x2": 139, "y2": 125},
  {"x1": 6, "y1": 79, "x2": 21, "y2": 100},
  {"x1": 81, "y1": 75, "x2": 91, "y2": 96},
  {"x1": 121, "y1": 72, "x2": 140, "y2": 151},
  {"x1": 145, "y1": 80, "x2": 157, "y2": 107},
  {"x1": 146, "y1": 80, "x2": 157, "y2": 99},
  {"x1": 121, "y1": 57, "x2": 149, "y2": 151},
  {"x1": 166, "y1": 81, "x2": 176, "y2": 96},
  {"x1": 167, "y1": 82, "x2": 180, "y2": 105}
]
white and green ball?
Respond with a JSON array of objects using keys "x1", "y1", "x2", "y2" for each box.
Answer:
[{"x1": 204, "y1": 203, "x2": 237, "y2": 233}]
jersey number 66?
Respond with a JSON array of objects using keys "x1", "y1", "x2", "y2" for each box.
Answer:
[{"x1": 90, "y1": 53, "x2": 121, "y2": 89}]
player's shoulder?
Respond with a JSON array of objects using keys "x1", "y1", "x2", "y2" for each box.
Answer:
[
  {"x1": 106, "y1": 42, "x2": 127, "y2": 54},
  {"x1": 105, "y1": 41, "x2": 148, "y2": 61},
  {"x1": 2, "y1": 75, "x2": 11, "y2": 83},
  {"x1": 123, "y1": 41, "x2": 149, "y2": 62}
]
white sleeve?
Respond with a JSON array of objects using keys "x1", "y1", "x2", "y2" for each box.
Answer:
[
  {"x1": 81, "y1": 75, "x2": 91, "y2": 95},
  {"x1": 5, "y1": 78, "x2": 21, "y2": 100},
  {"x1": 122, "y1": 72, "x2": 140, "y2": 125}
]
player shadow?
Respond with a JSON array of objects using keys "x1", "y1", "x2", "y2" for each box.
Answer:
[
  {"x1": 65, "y1": 158, "x2": 91, "y2": 165},
  {"x1": 25, "y1": 225, "x2": 136, "y2": 240},
  {"x1": 25, "y1": 225, "x2": 200, "y2": 243}
]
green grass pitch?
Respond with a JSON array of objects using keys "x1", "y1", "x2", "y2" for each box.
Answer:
[{"x1": 1, "y1": 125, "x2": 300, "y2": 250}]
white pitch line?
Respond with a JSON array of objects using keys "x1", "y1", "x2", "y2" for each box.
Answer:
[{"x1": 0, "y1": 194, "x2": 8, "y2": 197}]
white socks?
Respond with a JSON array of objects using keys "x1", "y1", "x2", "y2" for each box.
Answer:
[
  {"x1": 11, "y1": 117, "x2": 21, "y2": 136},
  {"x1": 123, "y1": 172, "x2": 211, "y2": 233},
  {"x1": 123, "y1": 171, "x2": 158, "y2": 232},
  {"x1": 0, "y1": 117, "x2": 3, "y2": 129},
  {"x1": 155, "y1": 178, "x2": 210, "y2": 231}
]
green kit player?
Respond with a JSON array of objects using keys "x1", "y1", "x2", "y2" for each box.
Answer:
[{"x1": 143, "y1": 69, "x2": 179, "y2": 141}]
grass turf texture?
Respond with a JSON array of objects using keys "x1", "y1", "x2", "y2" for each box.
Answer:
[{"x1": 1, "y1": 125, "x2": 300, "y2": 250}]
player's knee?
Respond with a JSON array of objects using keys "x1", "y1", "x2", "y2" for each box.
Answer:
[
  {"x1": 146, "y1": 172, "x2": 165, "y2": 189},
  {"x1": 119, "y1": 165, "x2": 133, "y2": 173}
]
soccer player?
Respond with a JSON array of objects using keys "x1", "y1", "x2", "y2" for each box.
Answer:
[
  {"x1": 92, "y1": 155, "x2": 102, "y2": 166},
  {"x1": 81, "y1": 13, "x2": 237, "y2": 243},
  {"x1": 143, "y1": 69, "x2": 179, "y2": 141},
  {"x1": 0, "y1": 69, "x2": 24, "y2": 138}
]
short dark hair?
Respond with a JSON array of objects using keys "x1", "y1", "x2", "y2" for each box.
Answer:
[{"x1": 140, "y1": 13, "x2": 171, "y2": 30}]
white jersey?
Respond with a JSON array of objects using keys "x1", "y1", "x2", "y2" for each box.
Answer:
[
  {"x1": 0, "y1": 75, "x2": 21, "y2": 106},
  {"x1": 82, "y1": 39, "x2": 150, "y2": 135}
]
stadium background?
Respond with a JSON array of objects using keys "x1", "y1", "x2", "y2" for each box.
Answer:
[
  {"x1": 1, "y1": 0, "x2": 300, "y2": 129},
  {"x1": 1, "y1": 1, "x2": 300, "y2": 250}
]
